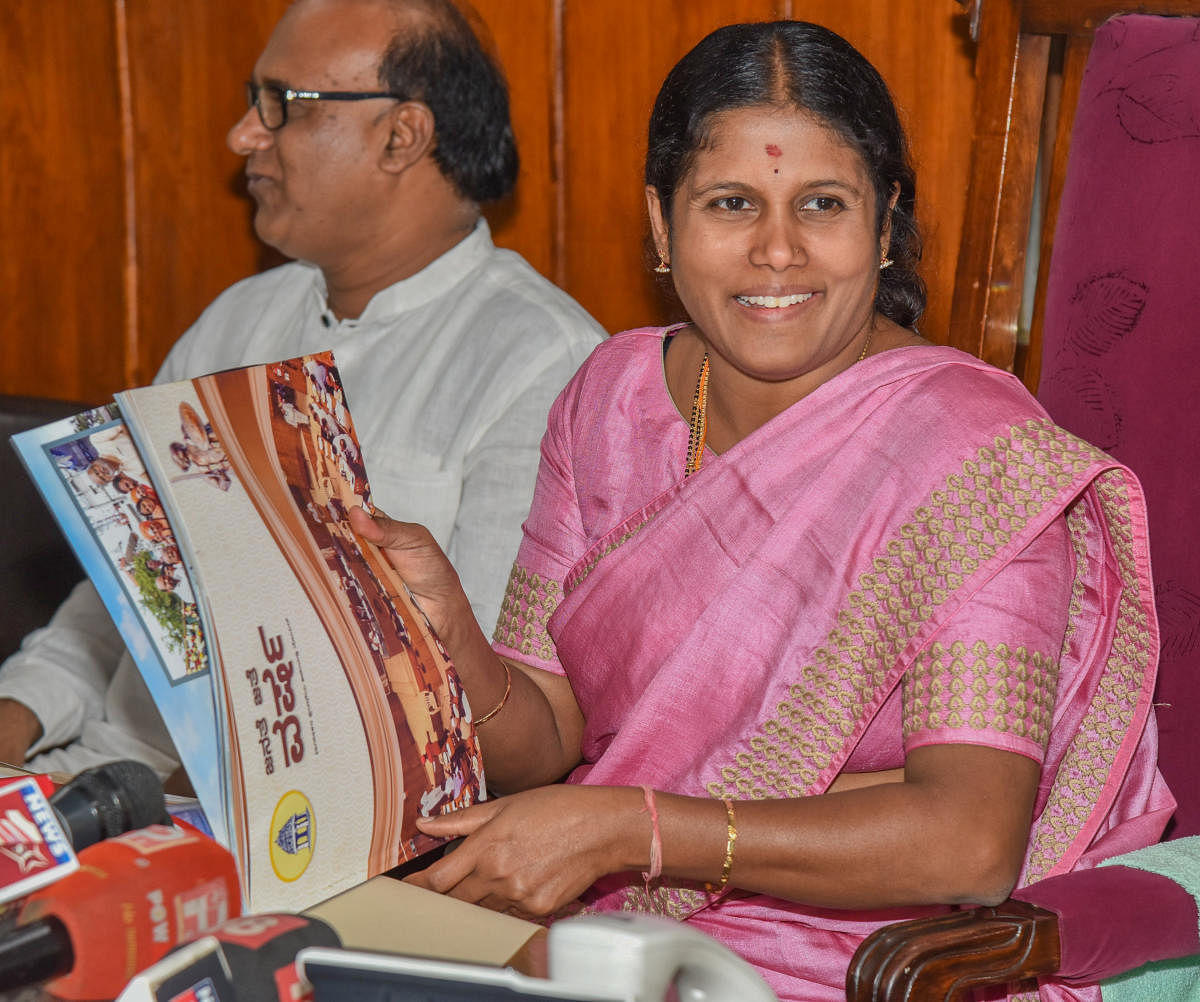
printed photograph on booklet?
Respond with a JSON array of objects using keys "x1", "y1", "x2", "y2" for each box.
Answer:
[
  {"x1": 12, "y1": 412, "x2": 229, "y2": 848},
  {"x1": 27, "y1": 406, "x2": 208, "y2": 682}
]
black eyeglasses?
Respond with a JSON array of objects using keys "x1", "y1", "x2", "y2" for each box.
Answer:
[{"x1": 245, "y1": 81, "x2": 403, "y2": 130}]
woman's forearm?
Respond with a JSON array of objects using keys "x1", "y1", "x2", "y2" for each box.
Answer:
[
  {"x1": 642, "y1": 745, "x2": 1039, "y2": 910},
  {"x1": 349, "y1": 507, "x2": 583, "y2": 791},
  {"x1": 433, "y1": 594, "x2": 582, "y2": 791}
]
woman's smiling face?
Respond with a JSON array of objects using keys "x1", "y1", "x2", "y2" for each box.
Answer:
[{"x1": 649, "y1": 104, "x2": 890, "y2": 391}]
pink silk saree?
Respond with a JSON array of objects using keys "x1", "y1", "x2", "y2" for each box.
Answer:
[{"x1": 492, "y1": 330, "x2": 1173, "y2": 1001}]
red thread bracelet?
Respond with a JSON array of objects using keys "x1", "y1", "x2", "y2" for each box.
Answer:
[{"x1": 640, "y1": 785, "x2": 663, "y2": 882}]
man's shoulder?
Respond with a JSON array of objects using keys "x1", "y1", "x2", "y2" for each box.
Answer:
[
  {"x1": 159, "y1": 261, "x2": 318, "y2": 383},
  {"x1": 199, "y1": 260, "x2": 317, "y2": 319},
  {"x1": 470, "y1": 245, "x2": 605, "y2": 345}
]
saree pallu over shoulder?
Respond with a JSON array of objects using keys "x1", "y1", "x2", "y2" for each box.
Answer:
[{"x1": 536, "y1": 347, "x2": 1164, "y2": 922}]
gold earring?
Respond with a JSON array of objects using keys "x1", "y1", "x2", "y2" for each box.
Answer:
[
  {"x1": 880, "y1": 257, "x2": 894, "y2": 270},
  {"x1": 654, "y1": 254, "x2": 671, "y2": 275}
]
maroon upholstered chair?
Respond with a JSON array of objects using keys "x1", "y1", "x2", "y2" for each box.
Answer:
[{"x1": 846, "y1": 3, "x2": 1200, "y2": 998}]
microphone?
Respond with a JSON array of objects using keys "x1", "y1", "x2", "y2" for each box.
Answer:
[
  {"x1": 49, "y1": 760, "x2": 169, "y2": 853},
  {"x1": 1, "y1": 761, "x2": 169, "y2": 911},
  {"x1": 116, "y1": 913, "x2": 341, "y2": 1002},
  {"x1": 0, "y1": 821, "x2": 241, "y2": 1000}
]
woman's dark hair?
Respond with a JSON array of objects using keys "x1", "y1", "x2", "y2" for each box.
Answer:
[
  {"x1": 645, "y1": 21, "x2": 925, "y2": 328},
  {"x1": 379, "y1": 0, "x2": 518, "y2": 204}
]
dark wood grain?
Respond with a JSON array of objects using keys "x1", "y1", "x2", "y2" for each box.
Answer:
[
  {"x1": 0, "y1": 0, "x2": 980, "y2": 398},
  {"x1": 846, "y1": 900, "x2": 1060, "y2": 1002},
  {"x1": 0, "y1": 1, "x2": 125, "y2": 400}
]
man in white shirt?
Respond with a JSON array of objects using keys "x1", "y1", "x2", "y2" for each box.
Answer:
[{"x1": 0, "y1": 0, "x2": 602, "y2": 780}]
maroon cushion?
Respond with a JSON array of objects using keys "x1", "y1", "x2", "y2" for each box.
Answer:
[
  {"x1": 1036, "y1": 14, "x2": 1200, "y2": 836},
  {"x1": 1014, "y1": 865, "x2": 1199, "y2": 982}
]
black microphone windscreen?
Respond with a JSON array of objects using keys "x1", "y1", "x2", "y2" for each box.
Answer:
[{"x1": 49, "y1": 760, "x2": 168, "y2": 851}]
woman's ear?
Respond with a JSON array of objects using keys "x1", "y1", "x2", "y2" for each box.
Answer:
[
  {"x1": 646, "y1": 185, "x2": 670, "y2": 263},
  {"x1": 880, "y1": 181, "x2": 901, "y2": 259},
  {"x1": 380, "y1": 101, "x2": 436, "y2": 174}
]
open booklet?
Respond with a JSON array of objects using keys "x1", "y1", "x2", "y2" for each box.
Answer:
[{"x1": 11, "y1": 351, "x2": 484, "y2": 912}]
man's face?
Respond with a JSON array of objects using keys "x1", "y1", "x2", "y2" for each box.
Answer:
[{"x1": 227, "y1": 0, "x2": 400, "y2": 269}]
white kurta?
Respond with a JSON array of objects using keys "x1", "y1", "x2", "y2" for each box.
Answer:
[{"x1": 0, "y1": 220, "x2": 603, "y2": 777}]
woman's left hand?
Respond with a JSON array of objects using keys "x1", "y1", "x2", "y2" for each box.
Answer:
[{"x1": 405, "y1": 785, "x2": 637, "y2": 919}]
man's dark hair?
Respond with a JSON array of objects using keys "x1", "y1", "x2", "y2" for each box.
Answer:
[
  {"x1": 379, "y1": 0, "x2": 518, "y2": 203},
  {"x1": 645, "y1": 21, "x2": 925, "y2": 329}
]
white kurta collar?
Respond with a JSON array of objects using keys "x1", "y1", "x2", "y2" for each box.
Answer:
[{"x1": 307, "y1": 219, "x2": 493, "y2": 330}]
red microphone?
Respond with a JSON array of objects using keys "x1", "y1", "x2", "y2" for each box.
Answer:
[
  {"x1": 117, "y1": 913, "x2": 341, "y2": 1002},
  {"x1": 1, "y1": 761, "x2": 169, "y2": 911},
  {"x1": 0, "y1": 822, "x2": 241, "y2": 1000},
  {"x1": 0, "y1": 774, "x2": 76, "y2": 909}
]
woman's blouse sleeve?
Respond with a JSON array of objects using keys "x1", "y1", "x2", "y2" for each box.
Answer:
[
  {"x1": 491, "y1": 374, "x2": 590, "y2": 676},
  {"x1": 902, "y1": 513, "x2": 1074, "y2": 764}
]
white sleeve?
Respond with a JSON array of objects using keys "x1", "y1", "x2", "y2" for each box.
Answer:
[
  {"x1": 0, "y1": 580, "x2": 125, "y2": 751},
  {"x1": 24, "y1": 651, "x2": 180, "y2": 780},
  {"x1": 447, "y1": 340, "x2": 593, "y2": 635}
]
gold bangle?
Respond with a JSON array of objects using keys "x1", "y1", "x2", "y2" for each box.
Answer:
[
  {"x1": 706, "y1": 798, "x2": 737, "y2": 892},
  {"x1": 473, "y1": 661, "x2": 512, "y2": 726}
]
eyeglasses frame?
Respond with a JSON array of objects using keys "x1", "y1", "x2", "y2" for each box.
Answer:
[{"x1": 245, "y1": 80, "x2": 404, "y2": 131}]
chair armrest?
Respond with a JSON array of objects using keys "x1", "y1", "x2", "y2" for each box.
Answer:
[{"x1": 845, "y1": 900, "x2": 1060, "y2": 1002}]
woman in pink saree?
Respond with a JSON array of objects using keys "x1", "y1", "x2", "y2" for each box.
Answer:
[{"x1": 353, "y1": 21, "x2": 1173, "y2": 1001}]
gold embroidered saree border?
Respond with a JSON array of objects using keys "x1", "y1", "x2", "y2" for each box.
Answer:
[
  {"x1": 521, "y1": 417, "x2": 1153, "y2": 920},
  {"x1": 701, "y1": 418, "x2": 1110, "y2": 805},
  {"x1": 1021, "y1": 469, "x2": 1155, "y2": 883}
]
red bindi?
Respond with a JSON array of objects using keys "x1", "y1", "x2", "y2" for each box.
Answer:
[{"x1": 765, "y1": 144, "x2": 782, "y2": 157}]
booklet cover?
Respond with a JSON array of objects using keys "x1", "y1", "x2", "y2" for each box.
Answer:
[
  {"x1": 12, "y1": 407, "x2": 229, "y2": 846},
  {"x1": 14, "y1": 351, "x2": 485, "y2": 912}
]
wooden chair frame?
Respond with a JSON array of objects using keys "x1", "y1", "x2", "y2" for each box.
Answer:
[
  {"x1": 847, "y1": 2, "x2": 1200, "y2": 998},
  {"x1": 946, "y1": 0, "x2": 1198, "y2": 391}
]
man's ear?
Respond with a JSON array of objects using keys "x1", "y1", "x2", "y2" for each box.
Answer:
[{"x1": 380, "y1": 101, "x2": 436, "y2": 174}]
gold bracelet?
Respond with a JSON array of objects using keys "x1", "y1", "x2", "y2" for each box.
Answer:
[
  {"x1": 474, "y1": 661, "x2": 512, "y2": 726},
  {"x1": 706, "y1": 798, "x2": 737, "y2": 892}
]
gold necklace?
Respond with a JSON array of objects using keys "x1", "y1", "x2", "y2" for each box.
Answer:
[
  {"x1": 685, "y1": 332, "x2": 873, "y2": 477},
  {"x1": 683, "y1": 352, "x2": 710, "y2": 477},
  {"x1": 856, "y1": 328, "x2": 874, "y2": 363}
]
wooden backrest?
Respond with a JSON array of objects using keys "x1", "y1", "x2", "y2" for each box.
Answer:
[{"x1": 947, "y1": 0, "x2": 1199, "y2": 388}]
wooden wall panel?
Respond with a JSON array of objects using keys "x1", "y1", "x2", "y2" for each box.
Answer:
[
  {"x1": 0, "y1": 1, "x2": 125, "y2": 401},
  {"x1": 473, "y1": 0, "x2": 557, "y2": 279},
  {"x1": 125, "y1": 0, "x2": 291, "y2": 388},
  {"x1": 0, "y1": 1, "x2": 979, "y2": 404}
]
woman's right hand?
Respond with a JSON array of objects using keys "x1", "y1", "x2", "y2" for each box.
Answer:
[
  {"x1": 348, "y1": 506, "x2": 470, "y2": 642},
  {"x1": 349, "y1": 505, "x2": 584, "y2": 792}
]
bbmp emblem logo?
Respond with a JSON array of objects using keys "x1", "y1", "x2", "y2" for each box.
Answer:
[{"x1": 269, "y1": 789, "x2": 315, "y2": 882}]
